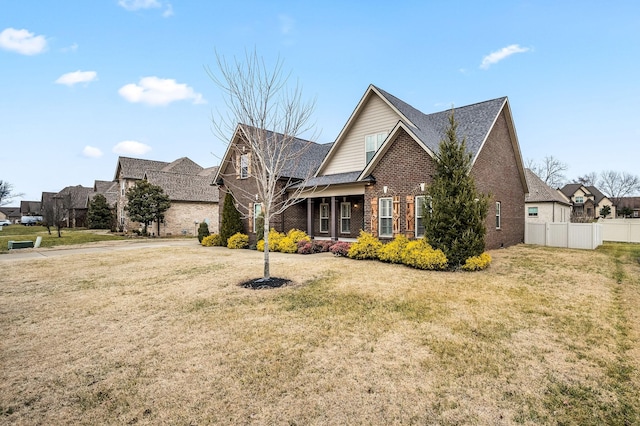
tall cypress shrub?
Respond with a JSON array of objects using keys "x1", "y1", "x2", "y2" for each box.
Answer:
[
  {"x1": 424, "y1": 110, "x2": 488, "y2": 268},
  {"x1": 220, "y1": 192, "x2": 244, "y2": 245}
]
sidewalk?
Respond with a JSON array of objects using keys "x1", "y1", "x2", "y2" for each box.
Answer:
[{"x1": 0, "y1": 238, "x2": 198, "y2": 262}]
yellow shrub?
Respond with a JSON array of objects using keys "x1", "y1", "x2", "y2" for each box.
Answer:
[
  {"x1": 378, "y1": 234, "x2": 409, "y2": 263},
  {"x1": 287, "y1": 228, "x2": 310, "y2": 244},
  {"x1": 201, "y1": 234, "x2": 222, "y2": 247},
  {"x1": 256, "y1": 229, "x2": 285, "y2": 252},
  {"x1": 227, "y1": 232, "x2": 249, "y2": 249},
  {"x1": 462, "y1": 252, "x2": 492, "y2": 271},
  {"x1": 347, "y1": 231, "x2": 383, "y2": 260},
  {"x1": 401, "y1": 239, "x2": 448, "y2": 270},
  {"x1": 278, "y1": 236, "x2": 298, "y2": 253},
  {"x1": 256, "y1": 239, "x2": 265, "y2": 252}
]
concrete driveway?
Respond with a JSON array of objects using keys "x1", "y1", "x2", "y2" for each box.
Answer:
[{"x1": 0, "y1": 238, "x2": 199, "y2": 262}]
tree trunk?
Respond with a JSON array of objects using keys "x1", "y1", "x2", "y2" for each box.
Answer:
[{"x1": 263, "y1": 216, "x2": 270, "y2": 280}]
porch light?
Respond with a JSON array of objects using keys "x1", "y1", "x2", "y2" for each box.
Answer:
[
  {"x1": 420, "y1": 182, "x2": 426, "y2": 192},
  {"x1": 383, "y1": 186, "x2": 388, "y2": 194}
]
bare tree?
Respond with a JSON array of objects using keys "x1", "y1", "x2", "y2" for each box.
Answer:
[
  {"x1": 0, "y1": 180, "x2": 24, "y2": 206},
  {"x1": 598, "y1": 170, "x2": 640, "y2": 208},
  {"x1": 575, "y1": 172, "x2": 599, "y2": 187},
  {"x1": 526, "y1": 156, "x2": 567, "y2": 188},
  {"x1": 208, "y1": 50, "x2": 317, "y2": 281}
]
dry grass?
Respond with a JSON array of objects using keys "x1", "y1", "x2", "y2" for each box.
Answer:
[{"x1": 1, "y1": 243, "x2": 639, "y2": 425}]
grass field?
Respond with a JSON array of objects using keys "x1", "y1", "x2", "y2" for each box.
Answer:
[
  {"x1": 1, "y1": 242, "x2": 639, "y2": 424},
  {"x1": 0, "y1": 225, "x2": 127, "y2": 253}
]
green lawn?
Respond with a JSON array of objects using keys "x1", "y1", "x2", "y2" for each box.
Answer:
[{"x1": 0, "y1": 225, "x2": 126, "y2": 253}]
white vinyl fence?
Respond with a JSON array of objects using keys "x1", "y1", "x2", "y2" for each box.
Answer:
[
  {"x1": 525, "y1": 222, "x2": 603, "y2": 249},
  {"x1": 599, "y1": 219, "x2": 640, "y2": 243}
]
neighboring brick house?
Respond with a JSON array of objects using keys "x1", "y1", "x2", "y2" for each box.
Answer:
[
  {"x1": 20, "y1": 200, "x2": 41, "y2": 216},
  {"x1": 0, "y1": 206, "x2": 21, "y2": 223},
  {"x1": 113, "y1": 156, "x2": 219, "y2": 236},
  {"x1": 616, "y1": 197, "x2": 640, "y2": 218},
  {"x1": 559, "y1": 183, "x2": 616, "y2": 219},
  {"x1": 54, "y1": 185, "x2": 94, "y2": 227},
  {"x1": 213, "y1": 125, "x2": 332, "y2": 243},
  {"x1": 524, "y1": 168, "x2": 571, "y2": 223},
  {"x1": 216, "y1": 84, "x2": 529, "y2": 250}
]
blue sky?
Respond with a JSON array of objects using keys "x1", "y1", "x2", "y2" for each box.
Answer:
[{"x1": 1, "y1": 0, "x2": 639, "y2": 203}]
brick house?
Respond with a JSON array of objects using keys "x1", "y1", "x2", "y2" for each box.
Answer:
[
  {"x1": 113, "y1": 156, "x2": 219, "y2": 236},
  {"x1": 558, "y1": 183, "x2": 616, "y2": 220},
  {"x1": 616, "y1": 197, "x2": 640, "y2": 218},
  {"x1": 216, "y1": 84, "x2": 529, "y2": 249},
  {"x1": 524, "y1": 168, "x2": 571, "y2": 222}
]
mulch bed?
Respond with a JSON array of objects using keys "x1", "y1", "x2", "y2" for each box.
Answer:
[{"x1": 240, "y1": 277, "x2": 292, "y2": 290}]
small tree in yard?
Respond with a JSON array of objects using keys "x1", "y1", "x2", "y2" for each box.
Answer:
[
  {"x1": 219, "y1": 192, "x2": 244, "y2": 245},
  {"x1": 197, "y1": 221, "x2": 210, "y2": 243},
  {"x1": 599, "y1": 205, "x2": 611, "y2": 218},
  {"x1": 125, "y1": 180, "x2": 171, "y2": 236},
  {"x1": 209, "y1": 50, "x2": 316, "y2": 281},
  {"x1": 88, "y1": 194, "x2": 114, "y2": 229},
  {"x1": 424, "y1": 110, "x2": 488, "y2": 269}
]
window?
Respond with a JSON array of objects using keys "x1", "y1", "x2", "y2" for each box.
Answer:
[
  {"x1": 415, "y1": 195, "x2": 425, "y2": 237},
  {"x1": 340, "y1": 202, "x2": 351, "y2": 234},
  {"x1": 253, "y1": 203, "x2": 262, "y2": 234},
  {"x1": 121, "y1": 180, "x2": 125, "y2": 196},
  {"x1": 240, "y1": 154, "x2": 249, "y2": 179},
  {"x1": 496, "y1": 202, "x2": 501, "y2": 229},
  {"x1": 379, "y1": 198, "x2": 393, "y2": 237},
  {"x1": 528, "y1": 207, "x2": 538, "y2": 217},
  {"x1": 365, "y1": 132, "x2": 387, "y2": 164},
  {"x1": 575, "y1": 196, "x2": 584, "y2": 203},
  {"x1": 319, "y1": 203, "x2": 329, "y2": 233}
]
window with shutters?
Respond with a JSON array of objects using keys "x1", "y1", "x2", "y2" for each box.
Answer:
[
  {"x1": 379, "y1": 198, "x2": 393, "y2": 237},
  {"x1": 340, "y1": 202, "x2": 351, "y2": 234},
  {"x1": 320, "y1": 203, "x2": 329, "y2": 233}
]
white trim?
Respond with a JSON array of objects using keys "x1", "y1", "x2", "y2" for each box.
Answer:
[
  {"x1": 415, "y1": 195, "x2": 425, "y2": 238},
  {"x1": 340, "y1": 202, "x2": 351, "y2": 234},
  {"x1": 319, "y1": 203, "x2": 329, "y2": 233}
]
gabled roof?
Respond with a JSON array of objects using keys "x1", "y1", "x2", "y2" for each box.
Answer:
[
  {"x1": 162, "y1": 157, "x2": 203, "y2": 174},
  {"x1": 92, "y1": 181, "x2": 119, "y2": 207},
  {"x1": 559, "y1": 183, "x2": 587, "y2": 199},
  {"x1": 94, "y1": 180, "x2": 114, "y2": 193},
  {"x1": 20, "y1": 200, "x2": 41, "y2": 215},
  {"x1": 144, "y1": 170, "x2": 219, "y2": 202},
  {"x1": 55, "y1": 185, "x2": 94, "y2": 209},
  {"x1": 525, "y1": 169, "x2": 570, "y2": 205},
  {"x1": 291, "y1": 171, "x2": 362, "y2": 189},
  {"x1": 0, "y1": 206, "x2": 21, "y2": 219},
  {"x1": 114, "y1": 156, "x2": 169, "y2": 181},
  {"x1": 213, "y1": 124, "x2": 331, "y2": 183},
  {"x1": 617, "y1": 196, "x2": 640, "y2": 209},
  {"x1": 585, "y1": 186, "x2": 609, "y2": 204},
  {"x1": 347, "y1": 85, "x2": 526, "y2": 191}
]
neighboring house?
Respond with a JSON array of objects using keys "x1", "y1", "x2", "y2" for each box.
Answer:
[
  {"x1": 216, "y1": 84, "x2": 529, "y2": 250},
  {"x1": 93, "y1": 180, "x2": 119, "y2": 208},
  {"x1": 559, "y1": 184, "x2": 616, "y2": 219},
  {"x1": 524, "y1": 169, "x2": 571, "y2": 222},
  {"x1": 0, "y1": 206, "x2": 21, "y2": 223},
  {"x1": 20, "y1": 200, "x2": 41, "y2": 216},
  {"x1": 616, "y1": 196, "x2": 640, "y2": 218},
  {"x1": 113, "y1": 156, "x2": 219, "y2": 236},
  {"x1": 54, "y1": 185, "x2": 94, "y2": 227}
]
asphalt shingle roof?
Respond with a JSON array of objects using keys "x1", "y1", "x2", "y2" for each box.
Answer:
[
  {"x1": 55, "y1": 185, "x2": 94, "y2": 209},
  {"x1": 116, "y1": 157, "x2": 169, "y2": 180},
  {"x1": 374, "y1": 86, "x2": 506, "y2": 159},
  {"x1": 145, "y1": 170, "x2": 219, "y2": 202},
  {"x1": 292, "y1": 171, "x2": 362, "y2": 189},
  {"x1": 525, "y1": 169, "x2": 570, "y2": 204}
]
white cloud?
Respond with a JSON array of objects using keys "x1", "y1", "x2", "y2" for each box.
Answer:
[
  {"x1": 118, "y1": 0, "x2": 161, "y2": 11},
  {"x1": 279, "y1": 14, "x2": 295, "y2": 35},
  {"x1": 82, "y1": 146, "x2": 103, "y2": 158},
  {"x1": 163, "y1": 3, "x2": 174, "y2": 17},
  {"x1": 113, "y1": 140, "x2": 152, "y2": 156},
  {"x1": 480, "y1": 44, "x2": 530, "y2": 69},
  {"x1": 61, "y1": 43, "x2": 79, "y2": 53},
  {"x1": 118, "y1": 76, "x2": 205, "y2": 106},
  {"x1": 0, "y1": 28, "x2": 47, "y2": 55},
  {"x1": 55, "y1": 70, "x2": 98, "y2": 86}
]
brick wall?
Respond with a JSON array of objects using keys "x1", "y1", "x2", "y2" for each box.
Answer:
[
  {"x1": 148, "y1": 201, "x2": 218, "y2": 237},
  {"x1": 364, "y1": 128, "x2": 435, "y2": 241},
  {"x1": 471, "y1": 110, "x2": 525, "y2": 249}
]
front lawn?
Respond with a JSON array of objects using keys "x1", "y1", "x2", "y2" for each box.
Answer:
[
  {"x1": 0, "y1": 243, "x2": 639, "y2": 424},
  {"x1": 0, "y1": 225, "x2": 126, "y2": 253}
]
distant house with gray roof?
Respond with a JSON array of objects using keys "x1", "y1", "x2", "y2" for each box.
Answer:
[
  {"x1": 559, "y1": 183, "x2": 616, "y2": 220},
  {"x1": 113, "y1": 156, "x2": 219, "y2": 236},
  {"x1": 215, "y1": 84, "x2": 529, "y2": 249},
  {"x1": 524, "y1": 169, "x2": 571, "y2": 222}
]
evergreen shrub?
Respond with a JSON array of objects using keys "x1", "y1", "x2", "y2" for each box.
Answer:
[{"x1": 197, "y1": 222, "x2": 210, "y2": 243}]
